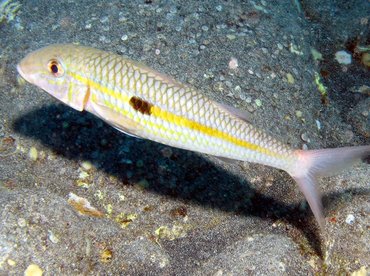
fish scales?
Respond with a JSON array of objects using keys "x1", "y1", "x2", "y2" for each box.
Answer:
[
  {"x1": 18, "y1": 44, "x2": 370, "y2": 229},
  {"x1": 52, "y1": 45, "x2": 294, "y2": 170}
]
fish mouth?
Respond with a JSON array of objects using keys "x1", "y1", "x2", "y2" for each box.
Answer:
[{"x1": 17, "y1": 62, "x2": 35, "y2": 84}]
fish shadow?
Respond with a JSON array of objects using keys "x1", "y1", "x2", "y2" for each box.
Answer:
[{"x1": 12, "y1": 104, "x2": 370, "y2": 258}]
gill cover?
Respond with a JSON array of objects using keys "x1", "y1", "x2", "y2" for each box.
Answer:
[{"x1": 17, "y1": 44, "x2": 90, "y2": 111}]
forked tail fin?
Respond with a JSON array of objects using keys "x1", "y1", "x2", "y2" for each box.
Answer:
[{"x1": 289, "y1": 145, "x2": 370, "y2": 229}]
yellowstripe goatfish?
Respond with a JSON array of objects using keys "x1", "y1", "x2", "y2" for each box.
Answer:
[{"x1": 17, "y1": 44, "x2": 369, "y2": 229}]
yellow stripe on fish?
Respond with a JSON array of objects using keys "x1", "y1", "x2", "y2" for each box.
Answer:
[
  {"x1": 68, "y1": 69, "x2": 283, "y2": 161},
  {"x1": 17, "y1": 44, "x2": 370, "y2": 230}
]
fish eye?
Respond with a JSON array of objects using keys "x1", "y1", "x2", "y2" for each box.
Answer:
[{"x1": 48, "y1": 59, "x2": 64, "y2": 77}]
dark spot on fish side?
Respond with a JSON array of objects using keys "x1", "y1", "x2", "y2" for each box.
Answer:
[{"x1": 129, "y1": 96, "x2": 153, "y2": 115}]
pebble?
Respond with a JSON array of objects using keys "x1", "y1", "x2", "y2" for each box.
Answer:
[
  {"x1": 7, "y1": 259, "x2": 16, "y2": 266},
  {"x1": 238, "y1": 92, "x2": 246, "y2": 101},
  {"x1": 278, "y1": 262, "x2": 286, "y2": 272},
  {"x1": 295, "y1": 110, "x2": 302, "y2": 118},
  {"x1": 214, "y1": 270, "x2": 223, "y2": 276},
  {"x1": 345, "y1": 214, "x2": 355, "y2": 225},
  {"x1": 100, "y1": 16, "x2": 109, "y2": 23},
  {"x1": 213, "y1": 82, "x2": 224, "y2": 92},
  {"x1": 99, "y1": 36, "x2": 111, "y2": 43},
  {"x1": 248, "y1": 69, "x2": 254, "y2": 75},
  {"x1": 229, "y1": 57, "x2": 238, "y2": 69},
  {"x1": 216, "y1": 5, "x2": 223, "y2": 12},
  {"x1": 81, "y1": 161, "x2": 93, "y2": 170},
  {"x1": 121, "y1": 34, "x2": 128, "y2": 41},
  {"x1": 17, "y1": 218, "x2": 27, "y2": 227},
  {"x1": 343, "y1": 130, "x2": 354, "y2": 142},
  {"x1": 362, "y1": 52, "x2": 370, "y2": 67},
  {"x1": 48, "y1": 230, "x2": 59, "y2": 244},
  {"x1": 29, "y1": 147, "x2": 38, "y2": 161},
  {"x1": 226, "y1": 34, "x2": 236, "y2": 40},
  {"x1": 286, "y1": 73, "x2": 295, "y2": 84},
  {"x1": 24, "y1": 264, "x2": 43, "y2": 276},
  {"x1": 311, "y1": 48, "x2": 323, "y2": 61},
  {"x1": 100, "y1": 248, "x2": 113, "y2": 263},
  {"x1": 169, "y1": 6, "x2": 177, "y2": 14},
  {"x1": 234, "y1": 86, "x2": 242, "y2": 95},
  {"x1": 247, "y1": 105, "x2": 256, "y2": 113},
  {"x1": 335, "y1": 50, "x2": 352, "y2": 65},
  {"x1": 254, "y1": 99, "x2": 262, "y2": 107},
  {"x1": 188, "y1": 38, "x2": 196, "y2": 44},
  {"x1": 118, "y1": 14, "x2": 128, "y2": 22},
  {"x1": 225, "y1": 81, "x2": 232, "y2": 88},
  {"x1": 300, "y1": 133, "x2": 310, "y2": 142},
  {"x1": 79, "y1": 171, "x2": 89, "y2": 179}
]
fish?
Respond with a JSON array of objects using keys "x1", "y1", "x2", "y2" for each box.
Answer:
[{"x1": 17, "y1": 44, "x2": 370, "y2": 229}]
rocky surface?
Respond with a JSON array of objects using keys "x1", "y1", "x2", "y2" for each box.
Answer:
[{"x1": 0, "y1": 0, "x2": 369, "y2": 275}]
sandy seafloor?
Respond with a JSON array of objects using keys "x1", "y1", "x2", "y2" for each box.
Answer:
[{"x1": 0, "y1": 0, "x2": 369, "y2": 275}]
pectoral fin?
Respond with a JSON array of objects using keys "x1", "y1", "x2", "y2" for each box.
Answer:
[{"x1": 86, "y1": 100, "x2": 143, "y2": 139}]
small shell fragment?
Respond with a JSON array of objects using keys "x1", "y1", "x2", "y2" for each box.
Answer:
[
  {"x1": 68, "y1": 193, "x2": 104, "y2": 217},
  {"x1": 228, "y1": 57, "x2": 238, "y2": 70},
  {"x1": 335, "y1": 50, "x2": 352, "y2": 65}
]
